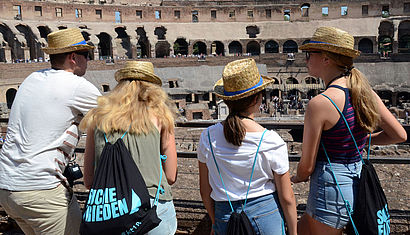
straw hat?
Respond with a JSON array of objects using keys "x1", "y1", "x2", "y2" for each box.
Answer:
[
  {"x1": 42, "y1": 28, "x2": 94, "y2": 54},
  {"x1": 299, "y1": 26, "x2": 360, "y2": 58},
  {"x1": 214, "y1": 58, "x2": 274, "y2": 101},
  {"x1": 115, "y1": 61, "x2": 162, "y2": 86}
]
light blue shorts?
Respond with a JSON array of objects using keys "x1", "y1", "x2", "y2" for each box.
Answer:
[
  {"x1": 306, "y1": 161, "x2": 362, "y2": 229},
  {"x1": 214, "y1": 193, "x2": 285, "y2": 235},
  {"x1": 147, "y1": 199, "x2": 177, "y2": 235}
]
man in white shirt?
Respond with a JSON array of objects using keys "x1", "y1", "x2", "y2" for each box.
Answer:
[{"x1": 0, "y1": 28, "x2": 101, "y2": 235}]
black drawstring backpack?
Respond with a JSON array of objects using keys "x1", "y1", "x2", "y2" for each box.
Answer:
[
  {"x1": 321, "y1": 94, "x2": 390, "y2": 235},
  {"x1": 208, "y1": 128, "x2": 271, "y2": 235},
  {"x1": 80, "y1": 130, "x2": 165, "y2": 235}
]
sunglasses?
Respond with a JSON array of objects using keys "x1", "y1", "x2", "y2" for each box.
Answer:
[
  {"x1": 74, "y1": 51, "x2": 90, "y2": 60},
  {"x1": 305, "y1": 51, "x2": 321, "y2": 60}
]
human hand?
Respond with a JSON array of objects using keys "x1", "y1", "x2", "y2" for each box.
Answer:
[{"x1": 290, "y1": 175, "x2": 309, "y2": 184}]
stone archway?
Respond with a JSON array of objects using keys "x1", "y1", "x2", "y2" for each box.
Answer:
[
  {"x1": 6, "y1": 88, "x2": 17, "y2": 109},
  {"x1": 155, "y1": 41, "x2": 170, "y2": 58},
  {"x1": 193, "y1": 41, "x2": 206, "y2": 55},
  {"x1": 211, "y1": 41, "x2": 224, "y2": 56},
  {"x1": 398, "y1": 21, "x2": 410, "y2": 53},
  {"x1": 136, "y1": 27, "x2": 150, "y2": 58},
  {"x1": 114, "y1": 27, "x2": 132, "y2": 59},
  {"x1": 283, "y1": 40, "x2": 298, "y2": 53},
  {"x1": 96, "y1": 32, "x2": 112, "y2": 59},
  {"x1": 246, "y1": 40, "x2": 260, "y2": 55},
  {"x1": 174, "y1": 38, "x2": 188, "y2": 56},
  {"x1": 16, "y1": 24, "x2": 41, "y2": 60},
  {"x1": 228, "y1": 41, "x2": 242, "y2": 55},
  {"x1": 358, "y1": 38, "x2": 373, "y2": 53},
  {"x1": 0, "y1": 23, "x2": 22, "y2": 62},
  {"x1": 265, "y1": 40, "x2": 279, "y2": 53}
]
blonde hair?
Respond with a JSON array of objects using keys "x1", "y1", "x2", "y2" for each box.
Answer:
[
  {"x1": 324, "y1": 51, "x2": 380, "y2": 132},
  {"x1": 80, "y1": 80, "x2": 176, "y2": 135}
]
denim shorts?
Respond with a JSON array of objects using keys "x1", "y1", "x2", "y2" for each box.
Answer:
[
  {"x1": 214, "y1": 193, "x2": 285, "y2": 235},
  {"x1": 147, "y1": 199, "x2": 177, "y2": 235},
  {"x1": 306, "y1": 161, "x2": 362, "y2": 229}
]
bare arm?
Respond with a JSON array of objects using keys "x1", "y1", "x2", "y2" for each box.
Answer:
[
  {"x1": 275, "y1": 172, "x2": 297, "y2": 235},
  {"x1": 199, "y1": 161, "x2": 215, "y2": 226},
  {"x1": 292, "y1": 97, "x2": 326, "y2": 183},
  {"x1": 371, "y1": 91, "x2": 407, "y2": 145},
  {"x1": 160, "y1": 128, "x2": 178, "y2": 185},
  {"x1": 83, "y1": 128, "x2": 96, "y2": 189}
]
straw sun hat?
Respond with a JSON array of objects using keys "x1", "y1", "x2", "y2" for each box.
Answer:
[
  {"x1": 214, "y1": 58, "x2": 274, "y2": 101},
  {"x1": 299, "y1": 26, "x2": 360, "y2": 58},
  {"x1": 42, "y1": 28, "x2": 94, "y2": 54},
  {"x1": 115, "y1": 61, "x2": 162, "y2": 86}
]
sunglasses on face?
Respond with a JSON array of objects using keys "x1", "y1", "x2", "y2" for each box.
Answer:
[
  {"x1": 74, "y1": 51, "x2": 90, "y2": 60},
  {"x1": 305, "y1": 51, "x2": 321, "y2": 60}
]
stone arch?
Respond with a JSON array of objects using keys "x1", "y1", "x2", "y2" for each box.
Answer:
[
  {"x1": 193, "y1": 41, "x2": 206, "y2": 55},
  {"x1": 154, "y1": 26, "x2": 167, "y2": 40},
  {"x1": 0, "y1": 23, "x2": 20, "y2": 62},
  {"x1": 96, "y1": 32, "x2": 112, "y2": 59},
  {"x1": 6, "y1": 88, "x2": 17, "y2": 109},
  {"x1": 211, "y1": 41, "x2": 224, "y2": 56},
  {"x1": 37, "y1": 26, "x2": 51, "y2": 40},
  {"x1": 398, "y1": 20, "x2": 410, "y2": 53},
  {"x1": 155, "y1": 41, "x2": 170, "y2": 58},
  {"x1": 115, "y1": 27, "x2": 132, "y2": 59},
  {"x1": 397, "y1": 91, "x2": 410, "y2": 107},
  {"x1": 246, "y1": 40, "x2": 260, "y2": 55},
  {"x1": 376, "y1": 90, "x2": 393, "y2": 106},
  {"x1": 174, "y1": 38, "x2": 188, "y2": 56},
  {"x1": 286, "y1": 77, "x2": 298, "y2": 84},
  {"x1": 283, "y1": 40, "x2": 298, "y2": 53},
  {"x1": 136, "y1": 27, "x2": 150, "y2": 58},
  {"x1": 16, "y1": 24, "x2": 42, "y2": 60},
  {"x1": 378, "y1": 21, "x2": 394, "y2": 38},
  {"x1": 228, "y1": 41, "x2": 242, "y2": 55},
  {"x1": 358, "y1": 38, "x2": 373, "y2": 53},
  {"x1": 305, "y1": 76, "x2": 319, "y2": 84},
  {"x1": 265, "y1": 40, "x2": 279, "y2": 53}
]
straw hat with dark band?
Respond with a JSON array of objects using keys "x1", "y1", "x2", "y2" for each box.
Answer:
[
  {"x1": 299, "y1": 26, "x2": 360, "y2": 58},
  {"x1": 42, "y1": 28, "x2": 94, "y2": 54},
  {"x1": 214, "y1": 58, "x2": 274, "y2": 101},
  {"x1": 115, "y1": 61, "x2": 162, "y2": 86}
]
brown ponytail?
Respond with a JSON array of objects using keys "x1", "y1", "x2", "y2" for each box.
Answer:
[{"x1": 223, "y1": 92, "x2": 261, "y2": 146}]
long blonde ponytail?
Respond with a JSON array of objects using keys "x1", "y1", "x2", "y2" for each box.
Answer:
[{"x1": 347, "y1": 68, "x2": 380, "y2": 132}]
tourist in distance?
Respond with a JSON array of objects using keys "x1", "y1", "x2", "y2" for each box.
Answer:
[
  {"x1": 291, "y1": 26, "x2": 407, "y2": 235},
  {"x1": 79, "y1": 61, "x2": 178, "y2": 234},
  {"x1": 0, "y1": 28, "x2": 101, "y2": 234},
  {"x1": 197, "y1": 58, "x2": 297, "y2": 235}
]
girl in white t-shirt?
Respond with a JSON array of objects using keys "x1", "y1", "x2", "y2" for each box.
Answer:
[{"x1": 197, "y1": 58, "x2": 297, "y2": 235}]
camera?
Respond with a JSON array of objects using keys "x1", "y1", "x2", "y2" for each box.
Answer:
[{"x1": 63, "y1": 155, "x2": 83, "y2": 187}]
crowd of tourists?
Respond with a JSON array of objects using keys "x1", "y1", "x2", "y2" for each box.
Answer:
[{"x1": 0, "y1": 27, "x2": 407, "y2": 235}]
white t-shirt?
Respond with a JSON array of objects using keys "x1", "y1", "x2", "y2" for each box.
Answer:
[
  {"x1": 0, "y1": 69, "x2": 101, "y2": 191},
  {"x1": 198, "y1": 123, "x2": 289, "y2": 201}
]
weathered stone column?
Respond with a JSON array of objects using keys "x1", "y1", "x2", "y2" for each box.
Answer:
[
  {"x1": 23, "y1": 47, "x2": 30, "y2": 61},
  {"x1": 4, "y1": 47, "x2": 12, "y2": 63}
]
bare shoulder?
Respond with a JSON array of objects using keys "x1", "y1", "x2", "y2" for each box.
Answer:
[{"x1": 307, "y1": 94, "x2": 331, "y2": 112}]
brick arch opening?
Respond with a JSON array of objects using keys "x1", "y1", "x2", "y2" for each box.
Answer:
[
  {"x1": 228, "y1": 41, "x2": 242, "y2": 55},
  {"x1": 96, "y1": 32, "x2": 112, "y2": 59},
  {"x1": 155, "y1": 41, "x2": 170, "y2": 58},
  {"x1": 136, "y1": 27, "x2": 150, "y2": 58},
  {"x1": 193, "y1": 41, "x2": 206, "y2": 55},
  {"x1": 6, "y1": 88, "x2": 17, "y2": 109},
  {"x1": 246, "y1": 40, "x2": 260, "y2": 55}
]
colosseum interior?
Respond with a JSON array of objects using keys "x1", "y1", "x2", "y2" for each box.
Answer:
[{"x1": 0, "y1": 0, "x2": 409, "y2": 234}]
